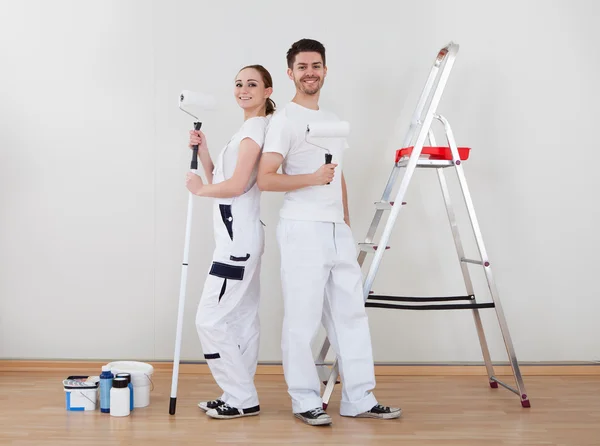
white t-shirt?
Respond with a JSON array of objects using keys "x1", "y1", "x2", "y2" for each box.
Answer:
[
  {"x1": 262, "y1": 102, "x2": 348, "y2": 223},
  {"x1": 214, "y1": 116, "x2": 269, "y2": 194},
  {"x1": 211, "y1": 116, "x2": 268, "y2": 258}
]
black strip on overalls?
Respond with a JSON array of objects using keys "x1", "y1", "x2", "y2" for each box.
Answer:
[
  {"x1": 219, "y1": 204, "x2": 234, "y2": 240},
  {"x1": 209, "y1": 262, "x2": 245, "y2": 281},
  {"x1": 218, "y1": 279, "x2": 227, "y2": 302},
  {"x1": 230, "y1": 253, "x2": 250, "y2": 262},
  {"x1": 204, "y1": 353, "x2": 220, "y2": 359}
]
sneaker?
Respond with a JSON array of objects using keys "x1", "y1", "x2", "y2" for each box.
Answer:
[
  {"x1": 294, "y1": 407, "x2": 332, "y2": 426},
  {"x1": 206, "y1": 403, "x2": 260, "y2": 419},
  {"x1": 351, "y1": 404, "x2": 402, "y2": 419},
  {"x1": 198, "y1": 398, "x2": 225, "y2": 412}
]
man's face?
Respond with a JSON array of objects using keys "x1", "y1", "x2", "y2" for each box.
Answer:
[{"x1": 287, "y1": 51, "x2": 327, "y2": 95}]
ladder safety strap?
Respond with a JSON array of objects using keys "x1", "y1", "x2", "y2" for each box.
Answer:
[
  {"x1": 367, "y1": 294, "x2": 474, "y2": 302},
  {"x1": 365, "y1": 302, "x2": 495, "y2": 311}
]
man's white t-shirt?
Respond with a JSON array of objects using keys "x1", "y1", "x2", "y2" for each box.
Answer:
[{"x1": 262, "y1": 102, "x2": 348, "y2": 223}]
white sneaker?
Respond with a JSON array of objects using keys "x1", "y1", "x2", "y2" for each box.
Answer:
[
  {"x1": 294, "y1": 407, "x2": 332, "y2": 426},
  {"x1": 206, "y1": 403, "x2": 260, "y2": 419},
  {"x1": 349, "y1": 404, "x2": 402, "y2": 419},
  {"x1": 198, "y1": 398, "x2": 224, "y2": 412}
]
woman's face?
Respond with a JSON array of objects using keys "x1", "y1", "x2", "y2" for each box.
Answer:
[{"x1": 234, "y1": 68, "x2": 271, "y2": 111}]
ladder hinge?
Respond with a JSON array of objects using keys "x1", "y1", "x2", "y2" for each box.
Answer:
[
  {"x1": 359, "y1": 243, "x2": 390, "y2": 252},
  {"x1": 374, "y1": 201, "x2": 407, "y2": 210},
  {"x1": 461, "y1": 258, "x2": 490, "y2": 267}
]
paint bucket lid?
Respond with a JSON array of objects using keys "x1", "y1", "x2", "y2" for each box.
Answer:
[{"x1": 63, "y1": 375, "x2": 99, "y2": 389}]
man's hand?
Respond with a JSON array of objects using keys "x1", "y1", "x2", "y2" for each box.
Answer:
[
  {"x1": 185, "y1": 171, "x2": 204, "y2": 195},
  {"x1": 312, "y1": 163, "x2": 338, "y2": 186},
  {"x1": 344, "y1": 215, "x2": 351, "y2": 227}
]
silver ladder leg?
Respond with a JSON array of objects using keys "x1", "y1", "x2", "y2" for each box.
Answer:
[
  {"x1": 427, "y1": 129, "x2": 497, "y2": 385},
  {"x1": 437, "y1": 168, "x2": 497, "y2": 384},
  {"x1": 437, "y1": 114, "x2": 530, "y2": 407}
]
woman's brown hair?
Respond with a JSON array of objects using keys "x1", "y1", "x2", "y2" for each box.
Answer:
[{"x1": 239, "y1": 64, "x2": 276, "y2": 115}]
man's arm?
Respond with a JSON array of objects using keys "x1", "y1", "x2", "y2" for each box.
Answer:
[
  {"x1": 257, "y1": 152, "x2": 336, "y2": 192},
  {"x1": 342, "y1": 172, "x2": 350, "y2": 226}
]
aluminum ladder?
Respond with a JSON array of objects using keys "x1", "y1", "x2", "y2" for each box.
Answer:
[{"x1": 315, "y1": 41, "x2": 531, "y2": 409}]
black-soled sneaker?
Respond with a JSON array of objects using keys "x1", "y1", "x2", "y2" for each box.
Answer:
[
  {"x1": 206, "y1": 403, "x2": 260, "y2": 419},
  {"x1": 351, "y1": 404, "x2": 402, "y2": 419},
  {"x1": 294, "y1": 407, "x2": 332, "y2": 426},
  {"x1": 198, "y1": 399, "x2": 225, "y2": 411}
]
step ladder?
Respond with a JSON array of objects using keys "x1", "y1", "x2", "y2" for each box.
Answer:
[{"x1": 315, "y1": 41, "x2": 530, "y2": 409}]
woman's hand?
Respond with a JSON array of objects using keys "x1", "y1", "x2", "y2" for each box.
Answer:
[
  {"x1": 185, "y1": 172, "x2": 204, "y2": 195},
  {"x1": 189, "y1": 130, "x2": 208, "y2": 152}
]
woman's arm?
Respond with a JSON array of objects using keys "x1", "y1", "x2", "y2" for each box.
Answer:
[
  {"x1": 198, "y1": 149, "x2": 214, "y2": 184},
  {"x1": 186, "y1": 137, "x2": 262, "y2": 199}
]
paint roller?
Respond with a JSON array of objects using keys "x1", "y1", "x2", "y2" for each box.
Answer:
[
  {"x1": 305, "y1": 121, "x2": 350, "y2": 184},
  {"x1": 178, "y1": 90, "x2": 217, "y2": 170},
  {"x1": 170, "y1": 89, "x2": 216, "y2": 417}
]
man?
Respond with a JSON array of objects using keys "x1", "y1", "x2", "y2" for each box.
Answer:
[{"x1": 257, "y1": 38, "x2": 402, "y2": 426}]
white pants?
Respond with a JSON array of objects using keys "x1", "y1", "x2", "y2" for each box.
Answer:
[
  {"x1": 277, "y1": 218, "x2": 378, "y2": 416},
  {"x1": 195, "y1": 255, "x2": 261, "y2": 408}
]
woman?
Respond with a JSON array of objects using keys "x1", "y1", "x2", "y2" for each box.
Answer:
[{"x1": 185, "y1": 64, "x2": 275, "y2": 420}]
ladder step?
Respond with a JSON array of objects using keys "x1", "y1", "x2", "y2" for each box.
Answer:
[
  {"x1": 365, "y1": 302, "x2": 495, "y2": 311},
  {"x1": 359, "y1": 243, "x2": 390, "y2": 252},
  {"x1": 368, "y1": 294, "x2": 474, "y2": 303},
  {"x1": 461, "y1": 258, "x2": 490, "y2": 267},
  {"x1": 374, "y1": 201, "x2": 407, "y2": 210},
  {"x1": 395, "y1": 146, "x2": 471, "y2": 163},
  {"x1": 396, "y1": 158, "x2": 457, "y2": 169}
]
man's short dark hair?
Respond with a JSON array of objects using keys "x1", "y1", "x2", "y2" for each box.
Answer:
[{"x1": 286, "y1": 39, "x2": 326, "y2": 69}]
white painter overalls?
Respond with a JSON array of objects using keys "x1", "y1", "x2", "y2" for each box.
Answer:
[
  {"x1": 195, "y1": 141, "x2": 264, "y2": 409},
  {"x1": 274, "y1": 120, "x2": 378, "y2": 416}
]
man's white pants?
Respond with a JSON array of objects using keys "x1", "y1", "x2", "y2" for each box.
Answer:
[
  {"x1": 277, "y1": 218, "x2": 378, "y2": 416},
  {"x1": 195, "y1": 256, "x2": 261, "y2": 409}
]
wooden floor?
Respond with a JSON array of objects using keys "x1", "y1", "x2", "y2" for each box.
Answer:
[{"x1": 1, "y1": 371, "x2": 599, "y2": 445}]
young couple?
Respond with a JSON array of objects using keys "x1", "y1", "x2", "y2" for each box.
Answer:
[{"x1": 184, "y1": 38, "x2": 401, "y2": 426}]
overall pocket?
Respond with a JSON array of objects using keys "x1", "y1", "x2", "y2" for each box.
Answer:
[{"x1": 209, "y1": 261, "x2": 245, "y2": 302}]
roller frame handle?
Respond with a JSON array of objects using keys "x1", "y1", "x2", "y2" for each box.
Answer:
[
  {"x1": 190, "y1": 122, "x2": 202, "y2": 170},
  {"x1": 325, "y1": 153, "x2": 332, "y2": 185}
]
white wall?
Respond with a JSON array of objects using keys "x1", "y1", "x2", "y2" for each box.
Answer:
[{"x1": 1, "y1": 0, "x2": 598, "y2": 364}]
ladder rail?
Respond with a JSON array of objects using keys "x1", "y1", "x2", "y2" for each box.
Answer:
[
  {"x1": 428, "y1": 123, "x2": 496, "y2": 382},
  {"x1": 319, "y1": 41, "x2": 529, "y2": 409},
  {"x1": 436, "y1": 165, "x2": 496, "y2": 382},
  {"x1": 361, "y1": 40, "x2": 458, "y2": 263},
  {"x1": 362, "y1": 44, "x2": 459, "y2": 298},
  {"x1": 407, "y1": 43, "x2": 455, "y2": 147},
  {"x1": 436, "y1": 114, "x2": 529, "y2": 405},
  {"x1": 321, "y1": 43, "x2": 460, "y2": 408}
]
